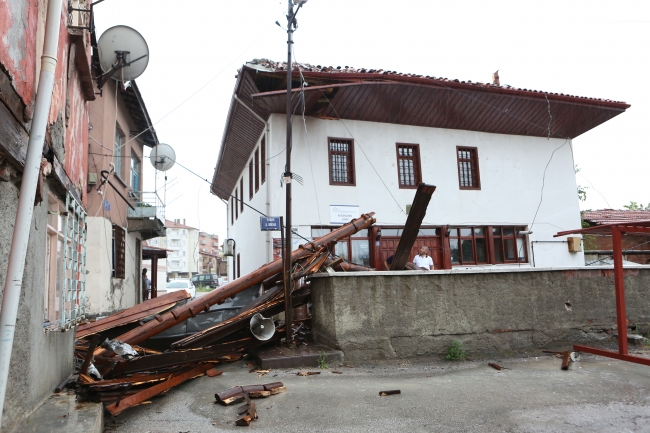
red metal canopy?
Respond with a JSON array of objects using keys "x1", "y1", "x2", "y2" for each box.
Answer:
[{"x1": 555, "y1": 220, "x2": 650, "y2": 366}]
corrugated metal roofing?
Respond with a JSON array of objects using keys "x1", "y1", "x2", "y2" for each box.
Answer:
[{"x1": 211, "y1": 59, "x2": 630, "y2": 200}]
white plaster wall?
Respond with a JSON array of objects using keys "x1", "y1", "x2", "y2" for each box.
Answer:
[
  {"x1": 86, "y1": 217, "x2": 139, "y2": 316},
  {"x1": 227, "y1": 114, "x2": 585, "y2": 275}
]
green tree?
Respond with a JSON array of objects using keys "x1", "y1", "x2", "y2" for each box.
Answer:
[
  {"x1": 574, "y1": 165, "x2": 588, "y2": 202},
  {"x1": 623, "y1": 201, "x2": 650, "y2": 210}
]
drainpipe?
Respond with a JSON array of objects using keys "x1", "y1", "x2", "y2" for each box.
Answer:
[{"x1": 0, "y1": 0, "x2": 64, "y2": 426}]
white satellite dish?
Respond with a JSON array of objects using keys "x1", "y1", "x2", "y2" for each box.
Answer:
[
  {"x1": 149, "y1": 143, "x2": 176, "y2": 172},
  {"x1": 97, "y1": 25, "x2": 149, "y2": 88}
]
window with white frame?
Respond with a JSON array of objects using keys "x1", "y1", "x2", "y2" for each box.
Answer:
[{"x1": 130, "y1": 154, "x2": 140, "y2": 191}]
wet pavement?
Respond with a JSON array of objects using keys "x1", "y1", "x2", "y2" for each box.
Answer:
[{"x1": 103, "y1": 350, "x2": 650, "y2": 433}]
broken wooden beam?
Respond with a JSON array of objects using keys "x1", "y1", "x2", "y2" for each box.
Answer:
[
  {"x1": 105, "y1": 363, "x2": 213, "y2": 416},
  {"x1": 78, "y1": 335, "x2": 101, "y2": 377},
  {"x1": 390, "y1": 183, "x2": 436, "y2": 270},
  {"x1": 96, "y1": 213, "x2": 376, "y2": 354},
  {"x1": 76, "y1": 291, "x2": 190, "y2": 338},
  {"x1": 235, "y1": 394, "x2": 258, "y2": 426},
  {"x1": 108, "y1": 336, "x2": 276, "y2": 377},
  {"x1": 215, "y1": 382, "x2": 286, "y2": 406},
  {"x1": 379, "y1": 390, "x2": 401, "y2": 396}
]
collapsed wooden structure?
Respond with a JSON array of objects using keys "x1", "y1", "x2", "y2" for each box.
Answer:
[{"x1": 71, "y1": 213, "x2": 376, "y2": 415}]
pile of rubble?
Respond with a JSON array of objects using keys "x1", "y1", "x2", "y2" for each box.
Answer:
[{"x1": 68, "y1": 213, "x2": 376, "y2": 417}]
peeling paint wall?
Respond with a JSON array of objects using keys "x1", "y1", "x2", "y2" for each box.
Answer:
[{"x1": 0, "y1": 0, "x2": 38, "y2": 104}]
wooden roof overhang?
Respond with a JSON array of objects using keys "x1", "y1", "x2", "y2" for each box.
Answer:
[{"x1": 211, "y1": 64, "x2": 630, "y2": 200}]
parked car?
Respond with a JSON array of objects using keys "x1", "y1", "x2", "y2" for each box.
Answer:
[
  {"x1": 191, "y1": 273, "x2": 220, "y2": 289},
  {"x1": 164, "y1": 279, "x2": 196, "y2": 298}
]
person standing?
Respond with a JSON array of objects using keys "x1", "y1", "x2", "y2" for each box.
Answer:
[
  {"x1": 142, "y1": 268, "x2": 151, "y2": 301},
  {"x1": 413, "y1": 246, "x2": 434, "y2": 270}
]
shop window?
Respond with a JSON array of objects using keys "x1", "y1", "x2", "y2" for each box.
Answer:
[
  {"x1": 492, "y1": 226, "x2": 528, "y2": 263},
  {"x1": 311, "y1": 227, "x2": 369, "y2": 266},
  {"x1": 449, "y1": 227, "x2": 487, "y2": 265},
  {"x1": 450, "y1": 226, "x2": 528, "y2": 265}
]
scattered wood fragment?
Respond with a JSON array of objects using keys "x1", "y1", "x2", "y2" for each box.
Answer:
[
  {"x1": 379, "y1": 390, "x2": 401, "y2": 396},
  {"x1": 250, "y1": 369, "x2": 271, "y2": 377},
  {"x1": 561, "y1": 351, "x2": 572, "y2": 370},
  {"x1": 330, "y1": 371, "x2": 343, "y2": 374},
  {"x1": 297, "y1": 371, "x2": 320, "y2": 376},
  {"x1": 248, "y1": 390, "x2": 271, "y2": 398},
  {"x1": 235, "y1": 394, "x2": 258, "y2": 427},
  {"x1": 488, "y1": 363, "x2": 509, "y2": 371},
  {"x1": 206, "y1": 368, "x2": 223, "y2": 377},
  {"x1": 215, "y1": 382, "x2": 286, "y2": 405}
]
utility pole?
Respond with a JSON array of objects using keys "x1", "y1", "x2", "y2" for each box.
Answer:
[{"x1": 283, "y1": 0, "x2": 307, "y2": 347}]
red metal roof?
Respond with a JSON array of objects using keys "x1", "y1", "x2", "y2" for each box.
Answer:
[
  {"x1": 582, "y1": 209, "x2": 650, "y2": 226},
  {"x1": 211, "y1": 59, "x2": 630, "y2": 200}
]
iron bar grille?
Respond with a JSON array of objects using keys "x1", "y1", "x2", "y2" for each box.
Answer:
[
  {"x1": 457, "y1": 147, "x2": 480, "y2": 189},
  {"x1": 328, "y1": 138, "x2": 355, "y2": 185},
  {"x1": 67, "y1": 0, "x2": 92, "y2": 30},
  {"x1": 60, "y1": 192, "x2": 87, "y2": 330},
  {"x1": 397, "y1": 144, "x2": 421, "y2": 188}
]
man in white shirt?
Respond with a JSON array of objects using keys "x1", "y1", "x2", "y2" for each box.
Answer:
[{"x1": 413, "y1": 246, "x2": 434, "y2": 270}]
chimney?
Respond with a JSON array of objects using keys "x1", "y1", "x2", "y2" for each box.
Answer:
[{"x1": 183, "y1": 218, "x2": 186, "y2": 225}]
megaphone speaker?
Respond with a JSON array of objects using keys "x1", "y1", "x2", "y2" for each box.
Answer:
[{"x1": 250, "y1": 313, "x2": 275, "y2": 341}]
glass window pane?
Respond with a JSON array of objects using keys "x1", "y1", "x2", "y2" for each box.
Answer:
[
  {"x1": 335, "y1": 241, "x2": 349, "y2": 261},
  {"x1": 419, "y1": 228, "x2": 439, "y2": 236},
  {"x1": 449, "y1": 228, "x2": 458, "y2": 237},
  {"x1": 517, "y1": 237, "x2": 526, "y2": 262},
  {"x1": 351, "y1": 229, "x2": 368, "y2": 238},
  {"x1": 450, "y1": 239, "x2": 460, "y2": 263},
  {"x1": 380, "y1": 229, "x2": 400, "y2": 236},
  {"x1": 474, "y1": 227, "x2": 484, "y2": 236},
  {"x1": 476, "y1": 238, "x2": 487, "y2": 262},
  {"x1": 351, "y1": 240, "x2": 370, "y2": 266},
  {"x1": 460, "y1": 228, "x2": 472, "y2": 237},
  {"x1": 504, "y1": 239, "x2": 515, "y2": 260},
  {"x1": 461, "y1": 239, "x2": 474, "y2": 262},
  {"x1": 503, "y1": 227, "x2": 515, "y2": 236},
  {"x1": 492, "y1": 227, "x2": 501, "y2": 235},
  {"x1": 493, "y1": 239, "x2": 503, "y2": 262},
  {"x1": 311, "y1": 228, "x2": 330, "y2": 238}
]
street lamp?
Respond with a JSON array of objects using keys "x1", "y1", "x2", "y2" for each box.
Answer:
[{"x1": 283, "y1": 0, "x2": 307, "y2": 347}]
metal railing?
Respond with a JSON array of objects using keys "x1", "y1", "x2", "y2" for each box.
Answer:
[
  {"x1": 67, "y1": 0, "x2": 92, "y2": 30},
  {"x1": 127, "y1": 191, "x2": 165, "y2": 222}
]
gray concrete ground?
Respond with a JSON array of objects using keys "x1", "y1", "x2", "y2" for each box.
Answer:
[{"x1": 103, "y1": 351, "x2": 650, "y2": 433}]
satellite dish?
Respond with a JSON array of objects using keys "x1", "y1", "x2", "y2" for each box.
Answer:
[
  {"x1": 97, "y1": 25, "x2": 149, "y2": 87},
  {"x1": 149, "y1": 143, "x2": 176, "y2": 172}
]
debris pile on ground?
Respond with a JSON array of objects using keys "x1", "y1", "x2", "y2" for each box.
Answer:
[
  {"x1": 215, "y1": 382, "x2": 286, "y2": 426},
  {"x1": 68, "y1": 214, "x2": 376, "y2": 416}
]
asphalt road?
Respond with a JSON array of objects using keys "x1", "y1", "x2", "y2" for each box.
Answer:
[{"x1": 103, "y1": 351, "x2": 650, "y2": 433}]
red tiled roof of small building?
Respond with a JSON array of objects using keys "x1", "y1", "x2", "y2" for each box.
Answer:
[{"x1": 582, "y1": 209, "x2": 650, "y2": 225}]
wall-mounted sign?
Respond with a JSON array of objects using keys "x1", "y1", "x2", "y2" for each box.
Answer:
[
  {"x1": 329, "y1": 205, "x2": 359, "y2": 225},
  {"x1": 260, "y1": 216, "x2": 282, "y2": 231}
]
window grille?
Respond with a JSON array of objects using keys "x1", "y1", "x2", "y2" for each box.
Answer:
[
  {"x1": 328, "y1": 138, "x2": 355, "y2": 185},
  {"x1": 396, "y1": 143, "x2": 421, "y2": 188},
  {"x1": 60, "y1": 192, "x2": 87, "y2": 330},
  {"x1": 457, "y1": 147, "x2": 480, "y2": 189}
]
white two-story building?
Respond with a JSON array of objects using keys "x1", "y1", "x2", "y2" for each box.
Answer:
[{"x1": 212, "y1": 60, "x2": 629, "y2": 279}]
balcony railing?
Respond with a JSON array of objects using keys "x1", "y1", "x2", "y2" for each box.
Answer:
[
  {"x1": 127, "y1": 191, "x2": 165, "y2": 221},
  {"x1": 67, "y1": 0, "x2": 92, "y2": 30}
]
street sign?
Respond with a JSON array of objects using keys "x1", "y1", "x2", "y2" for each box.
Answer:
[{"x1": 260, "y1": 216, "x2": 282, "y2": 231}]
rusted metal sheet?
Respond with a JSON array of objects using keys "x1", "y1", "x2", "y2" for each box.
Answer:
[
  {"x1": 76, "y1": 291, "x2": 190, "y2": 339},
  {"x1": 106, "y1": 363, "x2": 213, "y2": 416},
  {"x1": 391, "y1": 183, "x2": 436, "y2": 270},
  {"x1": 95, "y1": 214, "x2": 375, "y2": 355}
]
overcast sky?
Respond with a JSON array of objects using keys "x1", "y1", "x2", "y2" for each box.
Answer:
[{"x1": 94, "y1": 0, "x2": 650, "y2": 243}]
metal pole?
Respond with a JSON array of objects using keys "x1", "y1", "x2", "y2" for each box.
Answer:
[
  {"x1": 0, "y1": 0, "x2": 64, "y2": 424},
  {"x1": 612, "y1": 226, "x2": 628, "y2": 355},
  {"x1": 283, "y1": 0, "x2": 294, "y2": 346}
]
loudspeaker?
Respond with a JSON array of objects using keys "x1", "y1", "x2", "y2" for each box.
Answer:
[{"x1": 250, "y1": 313, "x2": 275, "y2": 341}]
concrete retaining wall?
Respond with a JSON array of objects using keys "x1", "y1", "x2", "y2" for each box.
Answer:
[{"x1": 310, "y1": 267, "x2": 650, "y2": 362}]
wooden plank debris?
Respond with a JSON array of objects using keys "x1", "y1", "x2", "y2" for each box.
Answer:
[{"x1": 379, "y1": 390, "x2": 401, "y2": 396}]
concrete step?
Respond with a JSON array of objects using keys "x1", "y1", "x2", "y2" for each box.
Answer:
[
  {"x1": 16, "y1": 393, "x2": 102, "y2": 433},
  {"x1": 253, "y1": 344, "x2": 343, "y2": 369}
]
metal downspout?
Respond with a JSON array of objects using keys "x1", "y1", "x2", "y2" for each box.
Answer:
[{"x1": 0, "y1": 0, "x2": 64, "y2": 425}]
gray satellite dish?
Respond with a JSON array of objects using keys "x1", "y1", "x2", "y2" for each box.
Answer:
[
  {"x1": 149, "y1": 143, "x2": 176, "y2": 172},
  {"x1": 97, "y1": 25, "x2": 149, "y2": 88}
]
